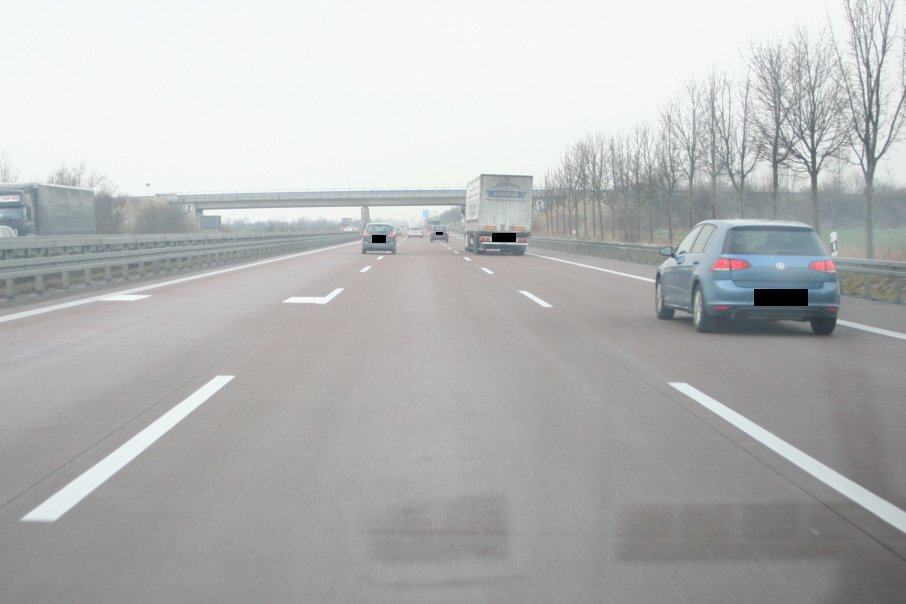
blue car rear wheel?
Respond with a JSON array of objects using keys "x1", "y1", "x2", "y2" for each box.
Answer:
[{"x1": 693, "y1": 286, "x2": 716, "y2": 333}]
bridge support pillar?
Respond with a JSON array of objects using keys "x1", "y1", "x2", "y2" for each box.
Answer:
[{"x1": 361, "y1": 206, "x2": 370, "y2": 226}]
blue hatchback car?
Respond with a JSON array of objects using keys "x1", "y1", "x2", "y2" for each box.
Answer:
[{"x1": 655, "y1": 220, "x2": 840, "y2": 334}]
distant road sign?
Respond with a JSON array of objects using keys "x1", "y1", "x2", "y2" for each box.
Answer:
[{"x1": 201, "y1": 215, "x2": 222, "y2": 232}]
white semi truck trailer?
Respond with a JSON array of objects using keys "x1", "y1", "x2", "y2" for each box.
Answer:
[{"x1": 463, "y1": 174, "x2": 533, "y2": 255}]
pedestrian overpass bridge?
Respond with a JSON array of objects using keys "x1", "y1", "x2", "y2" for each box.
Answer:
[{"x1": 159, "y1": 189, "x2": 471, "y2": 224}]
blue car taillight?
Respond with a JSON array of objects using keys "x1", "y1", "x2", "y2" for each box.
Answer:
[
  {"x1": 808, "y1": 260, "x2": 836, "y2": 273},
  {"x1": 711, "y1": 258, "x2": 751, "y2": 271}
]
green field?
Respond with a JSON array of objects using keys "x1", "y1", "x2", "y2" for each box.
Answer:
[{"x1": 824, "y1": 229, "x2": 906, "y2": 261}]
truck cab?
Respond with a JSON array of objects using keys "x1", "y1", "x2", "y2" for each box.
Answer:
[{"x1": 0, "y1": 190, "x2": 32, "y2": 235}]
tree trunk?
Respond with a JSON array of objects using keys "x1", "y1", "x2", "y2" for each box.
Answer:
[
  {"x1": 667, "y1": 194, "x2": 674, "y2": 244},
  {"x1": 810, "y1": 171, "x2": 820, "y2": 236},
  {"x1": 710, "y1": 175, "x2": 717, "y2": 219},
  {"x1": 771, "y1": 162, "x2": 780, "y2": 219},
  {"x1": 864, "y1": 169, "x2": 875, "y2": 259},
  {"x1": 688, "y1": 177, "x2": 695, "y2": 228}
]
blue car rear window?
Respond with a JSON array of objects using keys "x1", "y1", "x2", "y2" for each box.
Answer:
[{"x1": 723, "y1": 227, "x2": 826, "y2": 256}]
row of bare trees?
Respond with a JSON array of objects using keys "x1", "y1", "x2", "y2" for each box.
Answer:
[{"x1": 540, "y1": 0, "x2": 906, "y2": 258}]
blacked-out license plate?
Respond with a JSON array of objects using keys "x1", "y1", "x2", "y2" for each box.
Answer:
[{"x1": 755, "y1": 289, "x2": 807, "y2": 306}]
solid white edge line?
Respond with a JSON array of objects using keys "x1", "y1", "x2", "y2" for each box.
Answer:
[
  {"x1": 837, "y1": 320, "x2": 906, "y2": 341},
  {"x1": 519, "y1": 291, "x2": 552, "y2": 308},
  {"x1": 527, "y1": 252, "x2": 655, "y2": 283},
  {"x1": 0, "y1": 241, "x2": 358, "y2": 325},
  {"x1": 670, "y1": 382, "x2": 906, "y2": 534},
  {"x1": 22, "y1": 375, "x2": 235, "y2": 523},
  {"x1": 101, "y1": 295, "x2": 152, "y2": 302}
]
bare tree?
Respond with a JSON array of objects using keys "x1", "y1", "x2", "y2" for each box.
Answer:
[
  {"x1": 702, "y1": 67, "x2": 729, "y2": 218},
  {"x1": 670, "y1": 78, "x2": 704, "y2": 227},
  {"x1": 132, "y1": 199, "x2": 197, "y2": 234},
  {"x1": 557, "y1": 147, "x2": 583, "y2": 238},
  {"x1": 91, "y1": 175, "x2": 127, "y2": 234},
  {"x1": 746, "y1": 36, "x2": 792, "y2": 218},
  {"x1": 608, "y1": 131, "x2": 632, "y2": 240},
  {"x1": 46, "y1": 161, "x2": 89, "y2": 187},
  {"x1": 657, "y1": 102, "x2": 684, "y2": 243},
  {"x1": 572, "y1": 140, "x2": 592, "y2": 238},
  {"x1": 784, "y1": 24, "x2": 849, "y2": 235},
  {"x1": 0, "y1": 151, "x2": 19, "y2": 183},
  {"x1": 630, "y1": 122, "x2": 658, "y2": 242},
  {"x1": 598, "y1": 134, "x2": 621, "y2": 240},
  {"x1": 588, "y1": 133, "x2": 611, "y2": 239},
  {"x1": 834, "y1": 0, "x2": 906, "y2": 257},
  {"x1": 721, "y1": 73, "x2": 761, "y2": 218},
  {"x1": 539, "y1": 170, "x2": 561, "y2": 236}
]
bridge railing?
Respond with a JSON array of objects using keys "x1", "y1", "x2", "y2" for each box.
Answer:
[{"x1": 0, "y1": 232, "x2": 358, "y2": 303}]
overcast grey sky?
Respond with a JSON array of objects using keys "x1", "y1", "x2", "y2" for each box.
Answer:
[{"x1": 1, "y1": 0, "x2": 900, "y2": 222}]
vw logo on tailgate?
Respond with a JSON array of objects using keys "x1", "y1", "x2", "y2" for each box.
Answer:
[{"x1": 775, "y1": 262, "x2": 786, "y2": 271}]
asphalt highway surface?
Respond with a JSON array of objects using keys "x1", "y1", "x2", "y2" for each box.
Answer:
[{"x1": 1, "y1": 235, "x2": 905, "y2": 603}]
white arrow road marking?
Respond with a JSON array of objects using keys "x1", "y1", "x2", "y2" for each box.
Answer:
[
  {"x1": 22, "y1": 375, "x2": 235, "y2": 522},
  {"x1": 283, "y1": 288, "x2": 344, "y2": 304}
]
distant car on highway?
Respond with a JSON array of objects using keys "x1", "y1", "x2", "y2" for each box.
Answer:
[
  {"x1": 409, "y1": 226, "x2": 423, "y2": 238},
  {"x1": 430, "y1": 224, "x2": 449, "y2": 242},
  {"x1": 0, "y1": 225, "x2": 17, "y2": 237},
  {"x1": 655, "y1": 219, "x2": 840, "y2": 334},
  {"x1": 362, "y1": 222, "x2": 397, "y2": 254}
]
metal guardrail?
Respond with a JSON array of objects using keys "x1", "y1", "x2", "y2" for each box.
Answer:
[
  {"x1": 530, "y1": 237, "x2": 663, "y2": 264},
  {"x1": 0, "y1": 231, "x2": 336, "y2": 261},
  {"x1": 833, "y1": 257, "x2": 906, "y2": 303},
  {"x1": 529, "y1": 237, "x2": 906, "y2": 303},
  {"x1": 0, "y1": 232, "x2": 359, "y2": 303}
]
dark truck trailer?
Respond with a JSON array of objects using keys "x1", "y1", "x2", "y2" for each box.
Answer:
[{"x1": 0, "y1": 183, "x2": 96, "y2": 236}]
